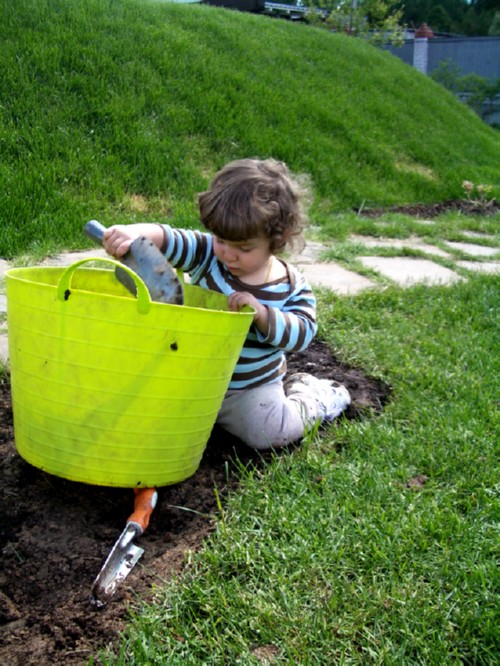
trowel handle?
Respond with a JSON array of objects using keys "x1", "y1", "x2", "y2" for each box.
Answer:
[
  {"x1": 84, "y1": 219, "x2": 106, "y2": 245},
  {"x1": 127, "y1": 487, "x2": 158, "y2": 535}
]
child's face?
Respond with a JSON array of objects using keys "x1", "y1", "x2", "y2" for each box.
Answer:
[{"x1": 213, "y1": 235, "x2": 272, "y2": 281}]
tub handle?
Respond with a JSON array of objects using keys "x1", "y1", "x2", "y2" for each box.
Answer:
[{"x1": 57, "y1": 257, "x2": 152, "y2": 314}]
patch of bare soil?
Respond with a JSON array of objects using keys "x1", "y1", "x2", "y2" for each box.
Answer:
[
  {"x1": 0, "y1": 339, "x2": 390, "y2": 665},
  {"x1": 355, "y1": 199, "x2": 499, "y2": 218}
]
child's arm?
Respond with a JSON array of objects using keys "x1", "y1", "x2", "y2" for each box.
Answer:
[
  {"x1": 263, "y1": 302, "x2": 317, "y2": 352},
  {"x1": 103, "y1": 224, "x2": 165, "y2": 258},
  {"x1": 228, "y1": 280, "x2": 317, "y2": 352}
]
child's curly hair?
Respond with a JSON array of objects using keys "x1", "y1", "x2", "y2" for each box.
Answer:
[{"x1": 198, "y1": 158, "x2": 308, "y2": 254}]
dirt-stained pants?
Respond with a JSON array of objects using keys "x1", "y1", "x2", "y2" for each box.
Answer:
[{"x1": 216, "y1": 380, "x2": 321, "y2": 450}]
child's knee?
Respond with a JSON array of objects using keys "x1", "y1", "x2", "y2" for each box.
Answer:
[
  {"x1": 235, "y1": 409, "x2": 304, "y2": 450},
  {"x1": 217, "y1": 383, "x2": 305, "y2": 450}
]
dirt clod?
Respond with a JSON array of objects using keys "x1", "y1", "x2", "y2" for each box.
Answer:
[{"x1": 0, "y1": 339, "x2": 389, "y2": 665}]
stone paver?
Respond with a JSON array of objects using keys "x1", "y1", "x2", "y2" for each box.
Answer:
[
  {"x1": 0, "y1": 336, "x2": 8, "y2": 364},
  {"x1": 39, "y1": 249, "x2": 108, "y2": 266},
  {"x1": 0, "y1": 259, "x2": 10, "y2": 276},
  {"x1": 350, "y1": 235, "x2": 450, "y2": 258},
  {"x1": 292, "y1": 241, "x2": 376, "y2": 294},
  {"x1": 299, "y1": 263, "x2": 376, "y2": 295},
  {"x1": 462, "y1": 231, "x2": 496, "y2": 241},
  {"x1": 291, "y1": 241, "x2": 326, "y2": 265},
  {"x1": 457, "y1": 260, "x2": 500, "y2": 274},
  {"x1": 443, "y1": 241, "x2": 499, "y2": 257},
  {"x1": 358, "y1": 256, "x2": 462, "y2": 286}
]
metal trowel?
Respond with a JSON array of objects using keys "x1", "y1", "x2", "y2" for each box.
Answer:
[
  {"x1": 84, "y1": 219, "x2": 184, "y2": 305},
  {"x1": 90, "y1": 487, "x2": 158, "y2": 608}
]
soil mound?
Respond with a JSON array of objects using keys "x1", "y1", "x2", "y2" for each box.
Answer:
[{"x1": 355, "y1": 199, "x2": 499, "y2": 218}]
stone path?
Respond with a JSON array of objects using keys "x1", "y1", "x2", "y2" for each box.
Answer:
[{"x1": 1, "y1": 230, "x2": 498, "y2": 365}]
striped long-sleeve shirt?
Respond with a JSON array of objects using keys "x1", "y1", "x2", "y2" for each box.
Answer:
[{"x1": 161, "y1": 225, "x2": 318, "y2": 390}]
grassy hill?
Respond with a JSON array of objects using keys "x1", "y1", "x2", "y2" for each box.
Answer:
[
  {"x1": 1, "y1": 0, "x2": 499, "y2": 257},
  {"x1": 2, "y1": 3, "x2": 499, "y2": 663}
]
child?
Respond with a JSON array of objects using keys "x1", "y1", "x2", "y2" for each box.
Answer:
[{"x1": 103, "y1": 158, "x2": 350, "y2": 449}]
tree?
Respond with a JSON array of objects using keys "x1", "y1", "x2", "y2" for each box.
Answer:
[
  {"x1": 303, "y1": 0, "x2": 406, "y2": 46},
  {"x1": 394, "y1": 0, "x2": 497, "y2": 35},
  {"x1": 431, "y1": 59, "x2": 500, "y2": 122},
  {"x1": 489, "y1": 12, "x2": 500, "y2": 36},
  {"x1": 472, "y1": 0, "x2": 500, "y2": 11},
  {"x1": 428, "y1": 5, "x2": 454, "y2": 33}
]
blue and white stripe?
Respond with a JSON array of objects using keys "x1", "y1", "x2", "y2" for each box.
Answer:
[{"x1": 161, "y1": 225, "x2": 317, "y2": 390}]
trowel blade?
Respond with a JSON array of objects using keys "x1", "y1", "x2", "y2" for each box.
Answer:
[
  {"x1": 90, "y1": 523, "x2": 144, "y2": 608},
  {"x1": 127, "y1": 236, "x2": 184, "y2": 305}
]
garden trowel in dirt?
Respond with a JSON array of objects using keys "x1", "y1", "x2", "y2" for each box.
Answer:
[
  {"x1": 84, "y1": 219, "x2": 184, "y2": 305},
  {"x1": 90, "y1": 487, "x2": 158, "y2": 608}
]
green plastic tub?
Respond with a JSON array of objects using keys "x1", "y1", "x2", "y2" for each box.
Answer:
[{"x1": 6, "y1": 258, "x2": 253, "y2": 487}]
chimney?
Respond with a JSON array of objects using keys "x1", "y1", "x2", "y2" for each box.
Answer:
[{"x1": 415, "y1": 23, "x2": 434, "y2": 38}]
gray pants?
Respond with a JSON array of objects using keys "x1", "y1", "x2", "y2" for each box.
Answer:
[{"x1": 216, "y1": 380, "x2": 322, "y2": 450}]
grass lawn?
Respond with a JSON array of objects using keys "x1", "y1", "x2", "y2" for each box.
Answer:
[
  {"x1": 1, "y1": 1, "x2": 498, "y2": 662},
  {"x1": 97, "y1": 270, "x2": 499, "y2": 665}
]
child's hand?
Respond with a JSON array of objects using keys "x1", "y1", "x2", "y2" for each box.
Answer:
[
  {"x1": 102, "y1": 224, "x2": 165, "y2": 258},
  {"x1": 228, "y1": 292, "x2": 269, "y2": 334},
  {"x1": 103, "y1": 225, "x2": 139, "y2": 258}
]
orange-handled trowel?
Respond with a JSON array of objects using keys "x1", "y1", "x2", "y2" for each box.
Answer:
[{"x1": 90, "y1": 487, "x2": 158, "y2": 608}]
